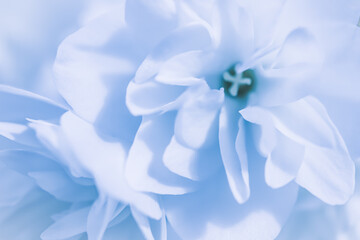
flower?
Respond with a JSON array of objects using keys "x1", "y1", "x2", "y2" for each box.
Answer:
[
  {"x1": 0, "y1": 85, "x2": 160, "y2": 239},
  {"x1": 0, "y1": 0, "x2": 359, "y2": 239}
]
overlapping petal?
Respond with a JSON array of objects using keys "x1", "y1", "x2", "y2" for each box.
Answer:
[{"x1": 241, "y1": 96, "x2": 355, "y2": 204}]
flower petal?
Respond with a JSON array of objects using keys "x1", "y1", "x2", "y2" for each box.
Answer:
[
  {"x1": 0, "y1": 150, "x2": 60, "y2": 175},
  {"x1": 265, "y1": 132, "x2": 305, "y2": 188},
  {"x1": 87, "y1": 195, "x2": 118, "y2": 240},
  {"x1": 59, "y1": 111, "x2": 162, "y2": 219},
  {"x1": 219, "y1": 100, "x2": 250, "y2": 204},
  {"x1": 272, "y1": 28, "x2": 322, "y2": 69},
  {"x1": 135, "y1": 23, "x2": 213, "y2": 84},
  {"x1": 0, "y1": 85, "x2": 65, "y2": 123},
  {"x1": 0, "y1": 164, "x2": 34, "y2": 207},
  {"x1": 126, "y1": 80, "x2": 186, "y2": 116},
  {"x1": 125, "y1": 113, "x2": 195, "y2": 195},
  {"x1": 174, "y1": 88, "x2": 224, "y2": 149},
  {"x1": 28, "y1": 171, "x2": 97, "y2": 203},
  {"x1": 163, "y1": 136, "x2": 222, "y2": 181},
  {"x1": 296, "y1": 146, "x2": 354, "y2": 205},
  {"x1": 237, "y1": 0, "x2": 286, "y2": 49},
  {"x1": 241, "y1": 96, "x2": 355, "y2": 204},
  {"x1": 164, "y1": 152, "x2": 298, "y2": 240},
  {"x1": 41, "y1": 207, "x2": 89, "y2": 240},
  {"x1": 131, "y1": 207, "x2": 155, "y2": 240}
]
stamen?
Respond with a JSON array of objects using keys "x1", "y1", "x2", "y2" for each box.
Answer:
[{"x1": 222, "y1": 67, "x2": 254, "y2": 97}]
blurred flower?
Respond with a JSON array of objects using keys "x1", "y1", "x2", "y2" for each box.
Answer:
[
  {"x1": 0, "y1": 85, "x2": 160, "y2": 240},
  {"x1": 0, "y1": 0, "x2": 359, "y2": 239}
]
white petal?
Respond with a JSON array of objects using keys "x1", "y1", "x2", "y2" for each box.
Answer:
[
  {"x1": 0, "y1": 189, "x2": 68, "y2": 240},
  {"x1": 0, "y1": 150, "x2": 60, "y2": 175},
  {"x1": 135, "y1": 23, "x2": 213, "y2": 84},
  {"x1": 155, "y1": 51, "x2": 211, "y2": 86},
  {"x1": 87, "y1": 195, "x2": 118, "y2": 240},
  {"x1": 174, "y1": 88, "x2": 223, "y2": 149},
  {"x1": 219, "y1": 102, "x2": 250, "y2": 204},
  {"x1": 28, "y1": 171, "x2": 97, "y2": 203},
  {"x1": 0, "y1": 85, "x2": 65, "y2": 123},
  {"x1": 164, "y1": 155, "x2": 298, "y2": 240},
  {"x1": 272, "y1": 28, "x2": 322, "y2": 69},
  {"x1": 0, "y1": 165, "x2": 34, "y2": 207},
  {"x1": 163, "y1": 136, "x2": 221, "y2": 181},
  {"x1": 241, "y1": 96, "x2": 355, "y2": 204},
  {"x1": 41, "y1": 207, "x2": 89, "y2": 240},
  {"x1": 265, "y1": 132, "x2": 305, "y2": 188},
  {"x1": 237, "y1": 0, "x2": 286, "y2": 49},
  {"x1": 59, "y1": 111, "x2": 162, "y2": 219},
  {"x1": 238, "y1": 107, "x2": 277, "y2": 156},
  {"x1": 131, "y1": 207, "x2": 154, "y2": 240},
  {"x1": 243, "y1": 98, "x2": 338, "y2": 149},
  {"x1": 125, "y1": 113, "x2": 195, "y2": 195},
  {"x1": 296, "y1": 146, "x2": 354, "y2": 205},
  {"x1": 126, "y1": 80, "x2": 186, "y2": 116}
]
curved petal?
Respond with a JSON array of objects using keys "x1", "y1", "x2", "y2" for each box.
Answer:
[
  {"x1": 125, "y1": 113, "x2": 195, "y2": 195},
  {"x1": 0, "y1": 122, "x2": 40, "y2": 148},
  {"x1": 241, "y1": 96, "x2": 355, "y2": 204},
  {"x1": 134, "y1": 23, "x2": 213, "y2": 84},
  {"x1": 296, "y1": 146, "x2": 354, "y2": 205},
  {"x1": 219, "y1": 99, "x2": 250, "y2": 204},
  {"x1": 155, "y1": 50, "x2": 212, "y2": 86},
  {"x1": 87, "y1": 195, "x2": 118, "y2": 240},
  {"x1": 174, "y1": 88, "x2": 223, "y2": 149},
  {"x1": 59, "y1": 111, "x2": 162, "y2": 219},
  {"x1": 131, "y1": 207, "x2": 154, "y2": 240},
  {"x1": 0, "y1": 189, "x2": 68, "y2": 240},
  {"x1": 253, "y1": 28, "x2": 322, "y2": 108},
  {"x1": 30, "y1": 111, "x2": 161, "y2": 219},
  {"x1": 0, "y1": 150, "x2": 60, "y2": 175},
  {"x1": 28, "y1": 171, "x2": 97, "y2": 203},
  {"x1": 126, "y1": 80, "x2": 186, "y2": 116},
  {"x1": 265, "y1": 132, "x2": 305, "y2": 188},
  {"x1": 237, "y1": 0, "x2": 286, "y2": 49},
  {"x1": 41, "y1": 207, "x2": 89, "y2": 240},
  {"x1": 271, "y1": 28, "x2": 322, "y2": 69},
  {"x1": 54, "y1": 1, "x2": 179, "y2": 142},
  {"x1": 0, "y1": 164, "x2": 34, "y2": 207},
  {"x1": 163, "y1": 136, "x2": 222, "y2": 181},
  {"x1": 164, "y1": 149, "x2": 298, "y2": 240},
  {"x1": 0, "y1": 85, "x2": 66, "y2": 123}
]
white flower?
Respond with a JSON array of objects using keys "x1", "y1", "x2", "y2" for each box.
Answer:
[
  {"x1": 0, "y1": 0, "x2": 359, "y2": 239},
  {"x1": 0, "y1": 85, "x2": 160, "y2": 240}
]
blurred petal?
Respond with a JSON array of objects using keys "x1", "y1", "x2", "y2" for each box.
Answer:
[
  {"x1": 41, "y1": 207, "x2": 89, "y2": 240},
  {"x1": 0, "y1": 85, "x2": 65, "y2": 123},
  {"x1": 28, "y1": 171, "x2": 97, "y2": 203},
  {"x1": 164, "y1": 152, "x2": 298, "y2": 240},
  {"x1": 59, "y1": 111, "x2": 162, "y2": 219},
  {"x1": 131, "y1": 207, "x2": 154, "y2": 240},
  {"x1": 87, "y1": 195, "x2": 118, "y2": 240},
  {"x1": 0, "y1": 164, "x2": 34, "y2": 207}
]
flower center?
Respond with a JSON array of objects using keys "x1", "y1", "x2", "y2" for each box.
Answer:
[{"x1": 222, "y1": 65, "x2": 255, "y2": 98}]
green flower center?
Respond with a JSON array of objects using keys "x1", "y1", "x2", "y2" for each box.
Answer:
[{"x1": 222, "y1": 66, "x2": 255, "y2": 98}]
